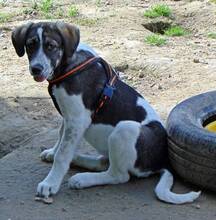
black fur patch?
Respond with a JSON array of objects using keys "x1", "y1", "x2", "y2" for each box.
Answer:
[
  {"x1": 92, "y1": 80, "x2": 146, "y2": 126},
  {"x1": 134, "y1": 121, "x2": 168, "y2": 172}
]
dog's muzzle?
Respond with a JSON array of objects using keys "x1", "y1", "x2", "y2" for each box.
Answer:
[{"x1": 30, "y1": 64, "x2": 47, "y2": 82}]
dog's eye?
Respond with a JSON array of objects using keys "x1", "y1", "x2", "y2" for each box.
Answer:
[
  {"x1": 46, "y1": 42, "x2": 56, "y2": 51},
  {"x1": 26, "y1": 39, "x2": 37, "y2": 50}
]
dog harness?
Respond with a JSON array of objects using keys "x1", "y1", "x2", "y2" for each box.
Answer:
[{"x1": 48, "y1": 56, "x2": 119, "y2": 119}]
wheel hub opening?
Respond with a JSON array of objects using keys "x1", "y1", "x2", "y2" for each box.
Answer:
[{"x1": 203, "y1": 115, "x2": 216, "y2": 132}]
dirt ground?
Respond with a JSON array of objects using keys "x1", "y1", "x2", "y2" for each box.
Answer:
[{"x1": 0, "y1": 0, "x2": 216, "y2": 219}]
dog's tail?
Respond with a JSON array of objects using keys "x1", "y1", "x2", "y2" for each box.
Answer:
[{"x1": 154, "y1": 169, "x2": 201, "y2": 204}]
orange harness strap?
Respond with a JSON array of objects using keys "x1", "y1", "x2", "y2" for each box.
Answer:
[{"x1": 48, "y1": 57, "x2": 98, "y2": 84}]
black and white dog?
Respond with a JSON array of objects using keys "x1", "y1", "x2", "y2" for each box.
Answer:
[{"x1": 12, "y1": 21, "x2": 200, "y2": 204}]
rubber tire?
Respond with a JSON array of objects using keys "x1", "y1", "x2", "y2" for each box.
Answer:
[{"x1": 167, "y1": 90, "x2": 216, "y2": 192}]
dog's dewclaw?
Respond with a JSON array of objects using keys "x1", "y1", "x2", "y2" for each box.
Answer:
[{"x1": 35, "y1": 196, "x2": 53, "y2": 204}]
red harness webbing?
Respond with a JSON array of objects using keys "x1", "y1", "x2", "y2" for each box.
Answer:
[{"x1": 48, "y1": 57, "x2": 97, "y2": 84}]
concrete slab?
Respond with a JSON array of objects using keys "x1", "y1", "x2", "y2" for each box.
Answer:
[{"x1": 0, "y1": 129, "x2": 216, "y2": 220}]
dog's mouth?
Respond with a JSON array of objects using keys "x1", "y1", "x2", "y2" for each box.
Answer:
[
  {"x1": 30, "y1": 64, "x2": 53, "y2": 82},
  {"x1": 33, "y1": 75, "x2": 47, "y2": 82}
]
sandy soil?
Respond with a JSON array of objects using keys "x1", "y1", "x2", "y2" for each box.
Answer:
[{"x1": 0, "y1": 0, "x2": 216, "y2": 219}]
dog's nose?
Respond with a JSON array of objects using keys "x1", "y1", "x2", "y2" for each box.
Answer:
[{"x1": 31, "y1": 64, "x2": 43, "y2": 75}]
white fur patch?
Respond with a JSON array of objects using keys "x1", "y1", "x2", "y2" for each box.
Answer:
[
  {"x1": 30, "y1": 27, "x2": 53, "y2": 79},
  {"x1": 136, "y1": 97, "x2": 163, "y2": 125},
  {"x1": 108, "y1": 120, "x2": 140, "y2": 174},
  {"x1": 77, "y1": 43, "x2": 98, "y2": 56},
  {"x1": 69, "y1": 121, "x2": 140, "y2": 189},
  {"x1": 155, "y1": 169, "x2": 201, "y2": 204},
  {"x1": 84, "y1": 124, "x2": 114, "y2": 156}
]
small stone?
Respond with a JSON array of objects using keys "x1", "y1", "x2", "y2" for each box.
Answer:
[
  {"x1": 0, "y1": 33, "x2": 6, "y2": 38},
  {"x1": 105, "y1": 1, "x2": 112, "y2": 5},
  {"x1": 62, "y1": 208, "x2": 67, "y2": 212},
  {"x1": 158, "y1": 85, "x2": 163, "y2": 90},
  {"x1": 193, "y1": 58, "x2": 200, "y2": 63},
  {"x1": 114, "y1": 63, "x2": 129, "y2": 72},
  {"x1": 194, "y1": 33, "x2": 201, "y2": 38},
  {"x1": 150, "y1": 83, "x2": 156, "y2": 88},
  {"x1": 3, "y1": 46, "x2": 7, "y2": 50},
  {"x1": 192, "y1": 204, "x2": 201, "y2": 209},
  {"x1": 95, "y1": 192, "x2": 103, "y2": 196},
  {"x1": 195, "y1": 204, "x2": 201, "y2": 209},
  {"x1": 32, "y1": 11, "x2": 37, "y2": 16},
  {"x1": 139, "y1": 72, "x2": 144, "y2": 78},
  {"x1": 13, "y1": 98, "x2": 19, "y2": 103},
  {"x1": 35, "y1": 196, "x2": 42, "y2": 202}
]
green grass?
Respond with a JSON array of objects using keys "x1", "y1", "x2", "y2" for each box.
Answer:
[
  {"x1": 28, "y1": 0, "x2": 54, "y2": 19},
  {"x1": 40, "y1": 0, "x2": 53, "y2": 13},
  {"x1": 164, "y1": 26, "x2": 187, "y2": 36},
  {"x1": 210, "y1": 0, "x2": 216, "y2": 3},
  {"x1": 144, "y1": 4, "x2": 172, "y2": 18},
  {"x1": 0, "y1": 12, "x2": 13, "y2": 23},
  {"x1": 145, "y1": 34, "x2": 167, "y2": 46},
  {"x1": 30, "y1": 0, "x2": 55, "y2": 19},
  {"x1": 208, "y1": 32, "x2": 216, "y2": 39},
  {"x1": 0, "y1": 0, "x2": 7, "y2": 7},
  {"x1": 32, "y1": 0, "x2": 38, "y2": 10},
  {"x1": 68, "y1": 5, "x2": 79, "y2": 17},
  {"x1": 96, "y1": 0, "x2": 102, "y2": 7}
]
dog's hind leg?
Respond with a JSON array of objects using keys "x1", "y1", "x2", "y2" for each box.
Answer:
[
  {"x1": 68, "y1": 121, "x2": 140, "y2": 189},
  {"x1": 72, "y1": 154, "x2": 109, "y2": 171},
  {"x1": 40, "y1": 120, "x2": 64, "y2": 162}
]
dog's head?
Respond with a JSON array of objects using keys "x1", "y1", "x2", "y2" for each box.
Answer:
[{"x1": 11, "y1": 21, "x2": 80, "y2": 82}]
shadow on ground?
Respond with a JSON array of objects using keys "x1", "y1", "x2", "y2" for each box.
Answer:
[{"x1": 0, "y1": 96, "x2": 60, "y2": 158}]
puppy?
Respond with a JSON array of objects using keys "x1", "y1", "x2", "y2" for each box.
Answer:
[{"x1": 12, "y1": 21, "x2": 200, "y2": 204}]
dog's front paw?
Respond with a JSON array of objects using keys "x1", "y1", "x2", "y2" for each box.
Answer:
[
  {"x1": 37, "y1": 180, "x2": 59, "y2": 197},
  {"x1": 68, "y1": 173, "x2": 90, "y2": 189},
  {"x1": 40, "y1": 148, "x2": 55, "y2": 162}
]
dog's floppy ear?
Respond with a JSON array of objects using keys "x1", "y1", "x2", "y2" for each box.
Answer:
[
  {"x1": 56, "y1": 21, "x2": 80, "y2": 58},
  {"x1": 11, "y1": 22, "x2": 33, "y2": 57}
]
